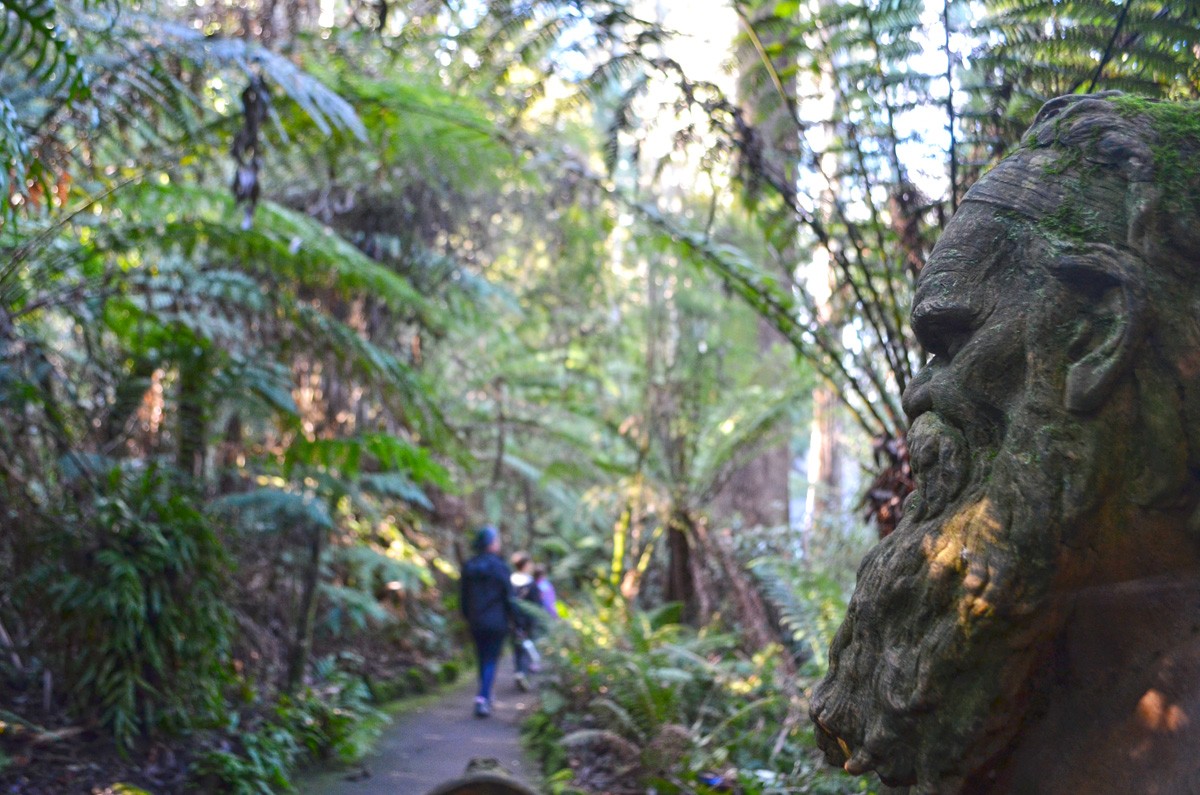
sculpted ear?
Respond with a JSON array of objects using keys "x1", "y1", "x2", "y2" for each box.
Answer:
[{"x1": 1051, "y1": 248, "x2": 1146, "y2": 414}]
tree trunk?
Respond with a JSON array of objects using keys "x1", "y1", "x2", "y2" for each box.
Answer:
[
  {"x1": 664, "y1": 506, "x2": 697, "y2": 623},
  {"x1": 803, "y1": 382, "x2": 842, "y2": 548},
  {"x1": 217, "y1": 414, "x2": 244, "y2": 495},
  {"x1": 285, "y1": 521, "x2": 324, "y2": 694},
  {"x1": 521, "y1": 476, "x2": 536, "y2": 551},
  {"x1": 708, "y1": 0, "x2": 800, "y2": 532},
  {"x1": 177, "y1": 348, "x2": 209, "y2": 483},
  {"x1": 801, "y1": 0, "x2": 846, "y2": 549},
  {"x1": 709, "y1": 525, "x2": 786, "y2": 661},
  {"x1": 665, "y1": 505, "x2": 719, "y2": 626},
  {"x1": 103, "y1": 357, "x2": 156, "y2": 449}
]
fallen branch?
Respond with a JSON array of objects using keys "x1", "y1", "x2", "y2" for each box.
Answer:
[
  {"x1": 0, "y1": 711, "x2": 85, "y2": 745},
  {"x1": 0, "y1": 617, "x2": 23, "y2": 670}
]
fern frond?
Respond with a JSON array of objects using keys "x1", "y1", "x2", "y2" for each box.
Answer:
[
  {"x1": 0, "y1": 98, "x2": 29, "y2": 221},
  {"x1": 213, "y1": 486, "x2": 333, "y2": 531},
  {"x1": 693, "y1": 378, "x2": 807, "y2": 496},
  {"x1": 213, "y1": 355, "x2": 299, "y2": 419},
  {"x1": 318, "y1": 583, "x2": 394, "y2": 633},
  {"x1": 285, "y1": 432, "x2": 449, "y2": 488},
  {"x1": 591, "y1": 696, "x2": 646, "y2": 743},
  {"x1": 116, "y1": 14, "x2": 366, "y2": 140},
  {"x1": 0, "y1": 0, "x2": 88, "y2": 98},
  {"x1": 748, "y1": 558, "x2": 846, "y2": 674},
  {"x1": 327, "y1": 544, "x2": 432, "y2": 591},
  {"x1": 357, "y1": 471, "x2": 432, "y2": 509}
]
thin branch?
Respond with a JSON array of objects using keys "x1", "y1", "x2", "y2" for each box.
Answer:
[
  {"x1": 1085, "y1": 0, "x2": 1133, "y2": 94},
  {"x1": 943, "y1": 0, "x2": 959, "y2": 212},
  {"x1": 732, "y1": 1, "x2": 803, "y2": 134}
]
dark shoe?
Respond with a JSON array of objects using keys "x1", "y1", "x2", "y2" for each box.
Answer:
[
  {"x1": 514, "y1": 672, "x2": 530, "y2": 692},
  {"x1": 474, "y1": 699, "x2": 491, "y2": 718}
]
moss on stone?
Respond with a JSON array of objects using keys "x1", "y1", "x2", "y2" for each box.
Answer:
[
  {"x1": 1110, "y1": 95, "x2": 1200, "y2": 145},
  {"x1": 1036, "y1": 188, "x2": 1107, "y2": 242},
  {"x1": 1040, "y1": 144, "x2": 1084, "y2": 177},
  {"x1": 1108, "y1": 95, "x2": 1200, "y2": 211}
]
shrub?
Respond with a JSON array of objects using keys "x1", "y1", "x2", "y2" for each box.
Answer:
[
  {"x1": 189, "y1": 662, "x2": 385, "y2": 793},
  {"x1": 528, "y1": 597, "x2": 877, "y2": 794},
  {"x1": 32, "y1": 465, "x2": 232, "y2": 750}
]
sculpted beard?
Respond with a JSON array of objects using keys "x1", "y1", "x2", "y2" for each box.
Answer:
[{"x1": 811, "y1": 407, "x2": 1078, "y2": 791}]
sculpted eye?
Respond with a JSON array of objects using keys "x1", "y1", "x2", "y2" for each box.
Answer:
[{"x1": 912, "y1": 304, "x2": 977, "y2": 361}]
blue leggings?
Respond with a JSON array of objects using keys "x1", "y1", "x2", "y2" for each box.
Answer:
[
  {"x1": 472, "y1": 628, "x2": 507, "y2": 701},
  {"x1": 513, "y1": 633, "x2": 533, "y2": 674}
]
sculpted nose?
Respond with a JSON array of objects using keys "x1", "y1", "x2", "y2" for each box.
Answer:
[{"x1": 902, "y1": 366, "x2": 934, "y2": 423}]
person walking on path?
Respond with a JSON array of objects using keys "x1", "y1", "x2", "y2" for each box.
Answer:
[
  {"x1": 460, "y1": 526, "x2": 516, "y2": 718},
  {"x1": 533, "y1": 564, "x2": 558, "y2": 618},
  {"x1": 509, "y1": 552, "x2": 540, "y2": 688}
]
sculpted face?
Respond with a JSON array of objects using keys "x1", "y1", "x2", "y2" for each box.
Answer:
[
  {"x1": 810, "y1": 94, "x2": 1200, "y2": 795},
  {"x1": 809, "y1": 194, "x2": 1149, "y2": 790}
]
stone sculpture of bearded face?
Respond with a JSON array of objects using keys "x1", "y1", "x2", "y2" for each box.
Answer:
[{"x1": 810, "y1": 95, "x2": 1200, "y2": 794}]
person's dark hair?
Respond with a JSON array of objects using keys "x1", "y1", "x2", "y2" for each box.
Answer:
[
  {"x1": 532, "y1": 564, "x2": 547, "y2": 579},
  {"x1": 510, "y1": 551, "x2": 531, "y2": 571},
  {"x1": 473, "y1": 525, "x2": 498, "y2": 552}
]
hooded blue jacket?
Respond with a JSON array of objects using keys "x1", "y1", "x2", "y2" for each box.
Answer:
[{"x1": 460, "y1": 551, "x2": 516, "y2": 634}]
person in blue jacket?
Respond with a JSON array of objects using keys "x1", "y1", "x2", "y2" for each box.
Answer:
[{"x1": 460, "y1": 525, "x2": 516, "y2": 717}]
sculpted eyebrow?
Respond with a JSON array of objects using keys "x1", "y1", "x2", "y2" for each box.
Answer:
[
  {"x1": 911, "y1": 302, "x2": 978, "y2": 352},
  {"x1": 912, "y1": 301, "x2": 976, "y2": 328}
]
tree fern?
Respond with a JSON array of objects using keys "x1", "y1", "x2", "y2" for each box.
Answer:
[
  {"x1": 357, "y1": 471, "x2": 432, "y2": 509},
  {"x1": 327, "y1": 544, "x2": 432, "y2": 593},
  {"x1": 284, "y1": 432, "x2": 450, "y2": 488},
  {"x1": 0, "y1": 0, "x2": 88, "y2": 97},
  {"x1": 2, "y1": 177, "x2": 452, "y2": 450},
  {"x1": 0, "y1": 98, "x2": 30, "y2": 221},
  {"x1": 748, "y1": 558, "x2": 846, "y2": 675},
  {"x1": 961, "y1": 0, "x2": 1200, "y2": 183},
  {"x1": 1, "y1": 1, "x2": 366, "y2": 232},
  {"x1": 214, "y1": 487, "x2": 334, "y2": 532},
  {"x1": 80, "y1": 9, "x2": 366, "y2": 140}
]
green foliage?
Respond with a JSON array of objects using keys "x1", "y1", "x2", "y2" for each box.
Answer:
[
  {"x1": 959, "y1": 2, "x2": 1200, "y2": 188},
  {"x1": 972, "y1": 1, "x2": 1200, "y2": 107},
  {"x1": 0, "y1": 96, "x2": 31, "y2": 222},
  {"x1": 190, "y1": 719, "x2": 297, "y2": 795},
  {"x1": 34, "y1": 465, "x2": 232, "y2": 750},
  {"x1": 318, "y1": 68, "x2": 510, "y2": 189},
  {"x1": 285, "y1": 433, "x2": 449, "y2": 488},
  {"x1": 189, "y1": 664, "x2": 384, "y2": 793},
  {"x1": 0, "y1": 0, "x2": 368, "y2": 231},
  {"x1": 215, "y1": 487, "x2": 334, "y2": 532},
  {"x1": 7, "y1": 0, "x2": 1200, "y2": 789},
  {"x1": 320, "y1": 545, "x2": 432, "y2": 635},
  {"x1": 529, "y1": 598, "x2": 874, "y2": 794},
  {"x1": 749, "y1": 560, "x2": 847, "y2": 677},
  {"x1": 141, "y1": 17, "x2": 367, "y2": 141},
  {"x1": 0, "y1": 0, "x2": 88, "y2": 99}
]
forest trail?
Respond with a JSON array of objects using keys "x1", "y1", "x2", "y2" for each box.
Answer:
[{"x1": 299, "y1": 678, "x2": 539, "y2": 795}]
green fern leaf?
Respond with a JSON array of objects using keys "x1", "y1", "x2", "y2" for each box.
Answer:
[{"x1": 213, "y1": 487, "x2": 334, "y2": 531}]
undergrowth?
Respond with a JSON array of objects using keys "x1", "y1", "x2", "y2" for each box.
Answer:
[
  {"x1": 189, "y1": 661, "x2": 385, "y2": 793},
  {"x1": 19, "y1": 466, "x2": 229, "y2": 750},
  {"x1": 0, "y1": 464, "x2": 443, "y2": 793},
  {"x1": 525, "y1": 595, "x2": 877, "y2": 795}
]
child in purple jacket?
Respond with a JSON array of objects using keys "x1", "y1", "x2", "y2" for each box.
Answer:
[{"x1": 533, "y1": 564, "x2": 557, "y2": 617}]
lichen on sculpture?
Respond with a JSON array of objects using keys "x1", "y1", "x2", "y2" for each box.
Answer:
[{"x1": 809, "y1": 94, "x2": 1200, "y2": 794}]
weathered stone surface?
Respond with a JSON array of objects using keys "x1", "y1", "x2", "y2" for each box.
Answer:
[{"x1": 809, "y1": 94, "x2": 1200, "y2": 794}]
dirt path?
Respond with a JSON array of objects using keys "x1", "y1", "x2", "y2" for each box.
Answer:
[{"x1": 299, "y1": 677, "x2": 539, "y2": 795}]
